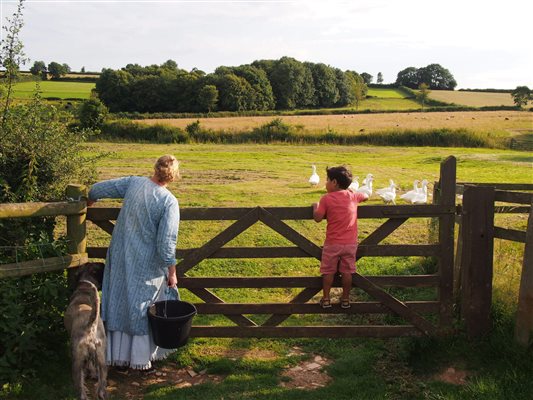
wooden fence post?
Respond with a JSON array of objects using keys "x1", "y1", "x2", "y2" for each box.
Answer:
[
  {"x1": 460, "y1": 185, "x2": 495, "y2": 338},
  {"x1": 65, "y1": 184, "x2": 88, "y2": 256},
  {"x1": 438, "y1": 156, "x2": 456, "y2": 331},
  {"x1": 515, "y1": 200, "x2": 533, "y2": 346}
]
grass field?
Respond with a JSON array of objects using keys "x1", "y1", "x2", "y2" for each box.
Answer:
[
  {"x1": 135, "y1": 110, "x2": 533, "y2": 137},
  {"x1": 3, "y1": 142, "x2": 532, "y2": 399},
  {"x1": 367, "y1": 88, "x2": 408, "y2": 99},
  {"x1": 428, "y1": 90, "x2": 527, "y2": 107},
  {"x1": 12, "y1": 80, "x2": 95, "y2": 99}
]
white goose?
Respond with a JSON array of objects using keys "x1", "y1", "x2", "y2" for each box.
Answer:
[
  {"x1": 400, "y1": 180, "x2": 420, "y2": 203},
  {"x1": 348, "y1": 176, "x2": 359, "y2": 192},
  {"x1": 377, "y1": 180, "x2": 396, "y2": 204},
  {"x1": 308, "y1": 165, "x2": 320, "y2": 186},
  {"x1": 376, "y1": 179, "x2": 395, "y2": 196},
  {"x1": 355, "y1": 174, "x2": 373, "y2": 197},
  {"x1": 410, "y1": 179, "x2": 428, "y2": 204}
]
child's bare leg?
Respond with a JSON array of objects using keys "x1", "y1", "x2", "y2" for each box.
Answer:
[
  {"x1": 341, "y1": 272, "x2": 353, "y2": 300},
  {"x1": 322, "y1": 274, "x2": 335, "y2": 299}
]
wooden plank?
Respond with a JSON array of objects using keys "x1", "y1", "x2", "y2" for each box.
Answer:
[
  {"x1": 88, "y1": 243, "x2": 441, "y2": 261},
  {"x1": 453, "y1": 216, "x2": 464, "y2": 302},
  {"x1": 460, "y1": 185, "x2": 494, "y2": 338},
  {"x1": 186, "y1": 287, "x2": 257, "y2": 327},
  {"x1": 178, "y1": 275, "x2": 440, "y2": 288},
  {"x1": 194, "y1": 301, "x2": 440, "y2": 314},
  {"x1": 176, "y1": 208, "x2": 260, "y2": 275},
  {"x1": 0, "y1": 200, "x2": 86, "y2": 219},
  {"x1": 352, "y1": 273, "x2": 437, "y2": 336},
  {"x1": 494, "y1": 227, "x2": 527, "y2": 243},
  {"x1": 258, "y1": 207, "x2": 322, "y2": 259},
  {"x1": 494, "y1": 206, "x2": 531, "y2": 214},
  {"x1": 189, "y1": 325, "x2": 423, "y2": 338},
  {"x1": 437, "y1": 156, "x2": 456, "y2": 331},
  {"x1": 91, "y1": 220, "x2": 115, "y2": 236},
  {"x1": 515, "y1": 200, "x2": 533, "y2": 346},
  {"x1": 261, "y1": 287, "x2": 320, "y2": 326},
  {"x1": 86, "y1": 204, "x2": 454, "y2": 222},
  {"x1": 0, "y1": 253, "x2": 89, "y2": 278},
  {"x1": 457, "y1": 183, "x2": 533, "y2": 194},
  {"x1": 495, "y1": 190, "x2": 533, "y2": 205}
]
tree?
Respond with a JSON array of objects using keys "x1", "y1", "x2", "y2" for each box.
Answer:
[
  {"x1": 309, "y1": 63, "x2": 339, "y2": 107},
  {"x1": 346, "y1": 71, "x2": 367, "y2": 110},
  {"x1": 61, "y1": 63, "x2": 71, "y2": 74},
  {"x1": 197, "y1": 84, "x2": 218, "y2": 113},
  {"x1": 29, "y1": 60, "x2": 46, "y2": 76},
  {"x1": 47, "y1": 61, "x2": 67, "y2": 79},
  {"x1": 377, "y1": 72, "x2": 383, "y2": 84},
  {"x1": 395, "y1": 67, "x2": 419, "y2": 88},
  {"x1": 416, "y1": 82, "x2": 431, "y2": 110},
  {"x1": 361, "y1": 72, "x2": 373, "y2": 84},
  {"x1": 417, "y1": 64, "x2": 457, "y2": 90},
  {"x1": 81, "y1": 66, "x2": 85, "y2": 73},
  {"x1": 78, "y1": 97, "x2": 108, "y2": 129},
  {"x1": 511, "y1": 86, "x2": 532, "y2": 107}
]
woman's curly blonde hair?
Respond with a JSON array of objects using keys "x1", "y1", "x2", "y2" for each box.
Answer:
[{"x1": 154, "y1": 155, "x2": 180, "y2": 183}]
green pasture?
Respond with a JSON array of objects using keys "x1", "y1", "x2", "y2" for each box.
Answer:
[
  {"x1": 11, "y1": 80, "x2": 95, "y2": 99},
  {"x1": 4, "y1": 143, "x2": 532, "y2": 399},
  {"x1": 366, "y1": 88, "x2": 408, "y2": 99}
]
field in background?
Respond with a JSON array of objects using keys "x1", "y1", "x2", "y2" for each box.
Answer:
[
  {"x1": 135, "y1": 110, "x2": 532, "y2": 136},
  {"x1": 12, "y1": 80, "x2": 95, "y2": 99},
  {"x1": 428, "y1": 90, "x2": 520, "y2": 107}
]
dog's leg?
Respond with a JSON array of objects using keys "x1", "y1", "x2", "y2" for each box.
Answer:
[
  {"x1": 71, "y1": 346, "x2": 88, "y2": 400},
  {"x1": 96, "y1": 346, "x2": 108, "y2": 399}
]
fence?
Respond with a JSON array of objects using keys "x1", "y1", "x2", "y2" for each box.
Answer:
[
  {"x1": 455, "y1": 182, "x2": 533, "y2": 344},
  {"x1": 1, "y1": 157, "x2": 458, "y2": 339}
]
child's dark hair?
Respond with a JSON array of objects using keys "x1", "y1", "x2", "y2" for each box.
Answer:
[{"x1": 326, "y1": 166, "x2": 352, "y2": 189}]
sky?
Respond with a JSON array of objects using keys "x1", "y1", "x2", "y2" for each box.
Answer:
[{"x1": 1, "y1": 0, "x2": 532, "y2": 89}]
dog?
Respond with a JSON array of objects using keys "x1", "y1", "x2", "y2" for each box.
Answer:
[{"x1": 64, "y1": 262, "x2": 107, "y2": 400}]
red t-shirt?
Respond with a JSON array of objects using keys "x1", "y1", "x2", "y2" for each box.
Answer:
[{"x1": 316, "y1": 190, "x2": 367, "y2": 245}]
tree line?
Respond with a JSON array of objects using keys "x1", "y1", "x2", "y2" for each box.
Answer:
[
  {"x1": 29, "y1": 60, "x2": 72, "y2": 79},
  {"x1": 94, "y1": 57, "x2": 368, "y2": 113},
  {"x1": 395, "y1": 64, "x2": 457, "y2": 90}
]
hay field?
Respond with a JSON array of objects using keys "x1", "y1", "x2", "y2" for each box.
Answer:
[
  {"x1": 135, "y1": 110, "x2": 533, "y2": 135},
  {"x1": 428, "y1": 90, "x2": 522, "y2": 107}
]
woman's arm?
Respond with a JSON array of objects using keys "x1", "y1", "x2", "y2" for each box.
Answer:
[{"x1": 88, "y1": 176, "x2": 134, "y2": 202}]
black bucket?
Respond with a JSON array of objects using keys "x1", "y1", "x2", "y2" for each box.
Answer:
[{"x1": 148, "y1": 300, "x2": 197, "y2": 349}]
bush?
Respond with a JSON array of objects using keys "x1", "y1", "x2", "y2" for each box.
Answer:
[
  {"x1": 78, "y1": 97, "x2": 108, "y2": 130},
  {"x1": 0, "y1": 94, "x2": 98, "y2": 384}
]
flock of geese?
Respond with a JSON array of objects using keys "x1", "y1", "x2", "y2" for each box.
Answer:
[{"x1": 308, "y1": 165, "x2": 428, "y2": 205}]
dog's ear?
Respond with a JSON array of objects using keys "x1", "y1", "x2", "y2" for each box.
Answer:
[{"x1": 91, "y1": 262, "x2": 105, "y2": 288}]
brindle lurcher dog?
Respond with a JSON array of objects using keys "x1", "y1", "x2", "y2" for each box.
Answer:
[{"x1": 64, "y1": 262, "x2": 107, "y2": 400}]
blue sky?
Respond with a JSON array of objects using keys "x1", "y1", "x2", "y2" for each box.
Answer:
[{"x1": 1, "y1": 0, "x2": 532, "y2": 89}]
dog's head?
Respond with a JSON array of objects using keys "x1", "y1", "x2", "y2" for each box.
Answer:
[{"x1": 75, "y1": 262, "x2": 105, "y2": 290}]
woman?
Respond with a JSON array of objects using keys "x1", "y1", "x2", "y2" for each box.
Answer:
[{"x1": 88, "y1": 154, "x2": 180, "y2": 371}]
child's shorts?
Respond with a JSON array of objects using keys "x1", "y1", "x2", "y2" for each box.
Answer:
[{"x1": 320, "y1": 243, "x2": 358, "y2": 275}]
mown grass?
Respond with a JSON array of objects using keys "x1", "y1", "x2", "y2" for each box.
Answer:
[
  {"x1": 11, "y1": 80, "x2": 95, "y2": 99},
  {"x1": 2, "y1": 143, "x2": 531, "y2": 399}
]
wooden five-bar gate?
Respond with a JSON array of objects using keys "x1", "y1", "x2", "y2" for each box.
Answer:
[
  {"x1": 86, "y1": 156, "x2": 457, "y2": 338},
  {"x1": 0, "y1": 157, "x2": 458, "y2": 339}
]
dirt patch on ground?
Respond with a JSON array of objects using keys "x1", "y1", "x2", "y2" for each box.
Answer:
[
  {"x1": 100, "y1": 347, "x2": 331, "y2": 398},
  {"x1": 433, "y1": 366, "x2": 470, "y2": 385},
  {"x1": 280, "y1": 351, "x2": 333, "y2": 390}
]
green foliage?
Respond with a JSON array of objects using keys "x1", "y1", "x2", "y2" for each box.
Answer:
[
  {"x1": 361, "y1": 72, "x2": 373, "y2": 84},
  {"x1": 416, "y1": 82, "x2": 431, "y2": 109},
  {"x1": 197, "y1": 84, "x2": 218, "y2": 113},
  {"x1": 511, "y1": 86, "x2": 532, "y2": 107},
  {"x1": 29, "y1": 60, "x2": 46, "y2": 76},
  {"x1": 46, "y1": 61, "x2": 69, "y2": 79},
  {"x1": 78, "y1": 97, "x2": 108, "y2": 129},
  {"x1": 396, "y1": 64, "x2": 457, "y2": 90}
]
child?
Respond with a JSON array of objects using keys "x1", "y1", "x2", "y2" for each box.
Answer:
[{"x1": 312, "y1": 166, "x2": 368, "y2": 309}]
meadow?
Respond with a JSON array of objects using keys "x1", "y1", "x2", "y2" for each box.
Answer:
[
  {"x1": 135, "y1": 110, "x2": 532, "y2": 137},
  {"x1": 12, "y1": 80, "x2": 95, "y2": 99},
  {"x1": 13, "y1": 142, "x2": 527, "y2": 400},
  {"x1": 427, "y1": 90, "x2": 519, "y2": 107}
]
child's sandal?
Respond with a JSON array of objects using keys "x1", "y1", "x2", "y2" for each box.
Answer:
[
  {"x1": 340, "y1": 298, "x2": 351, "y2": 309},
  {"x1": 320, "y1": 298, "x2": 332, "y2": 309}
]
